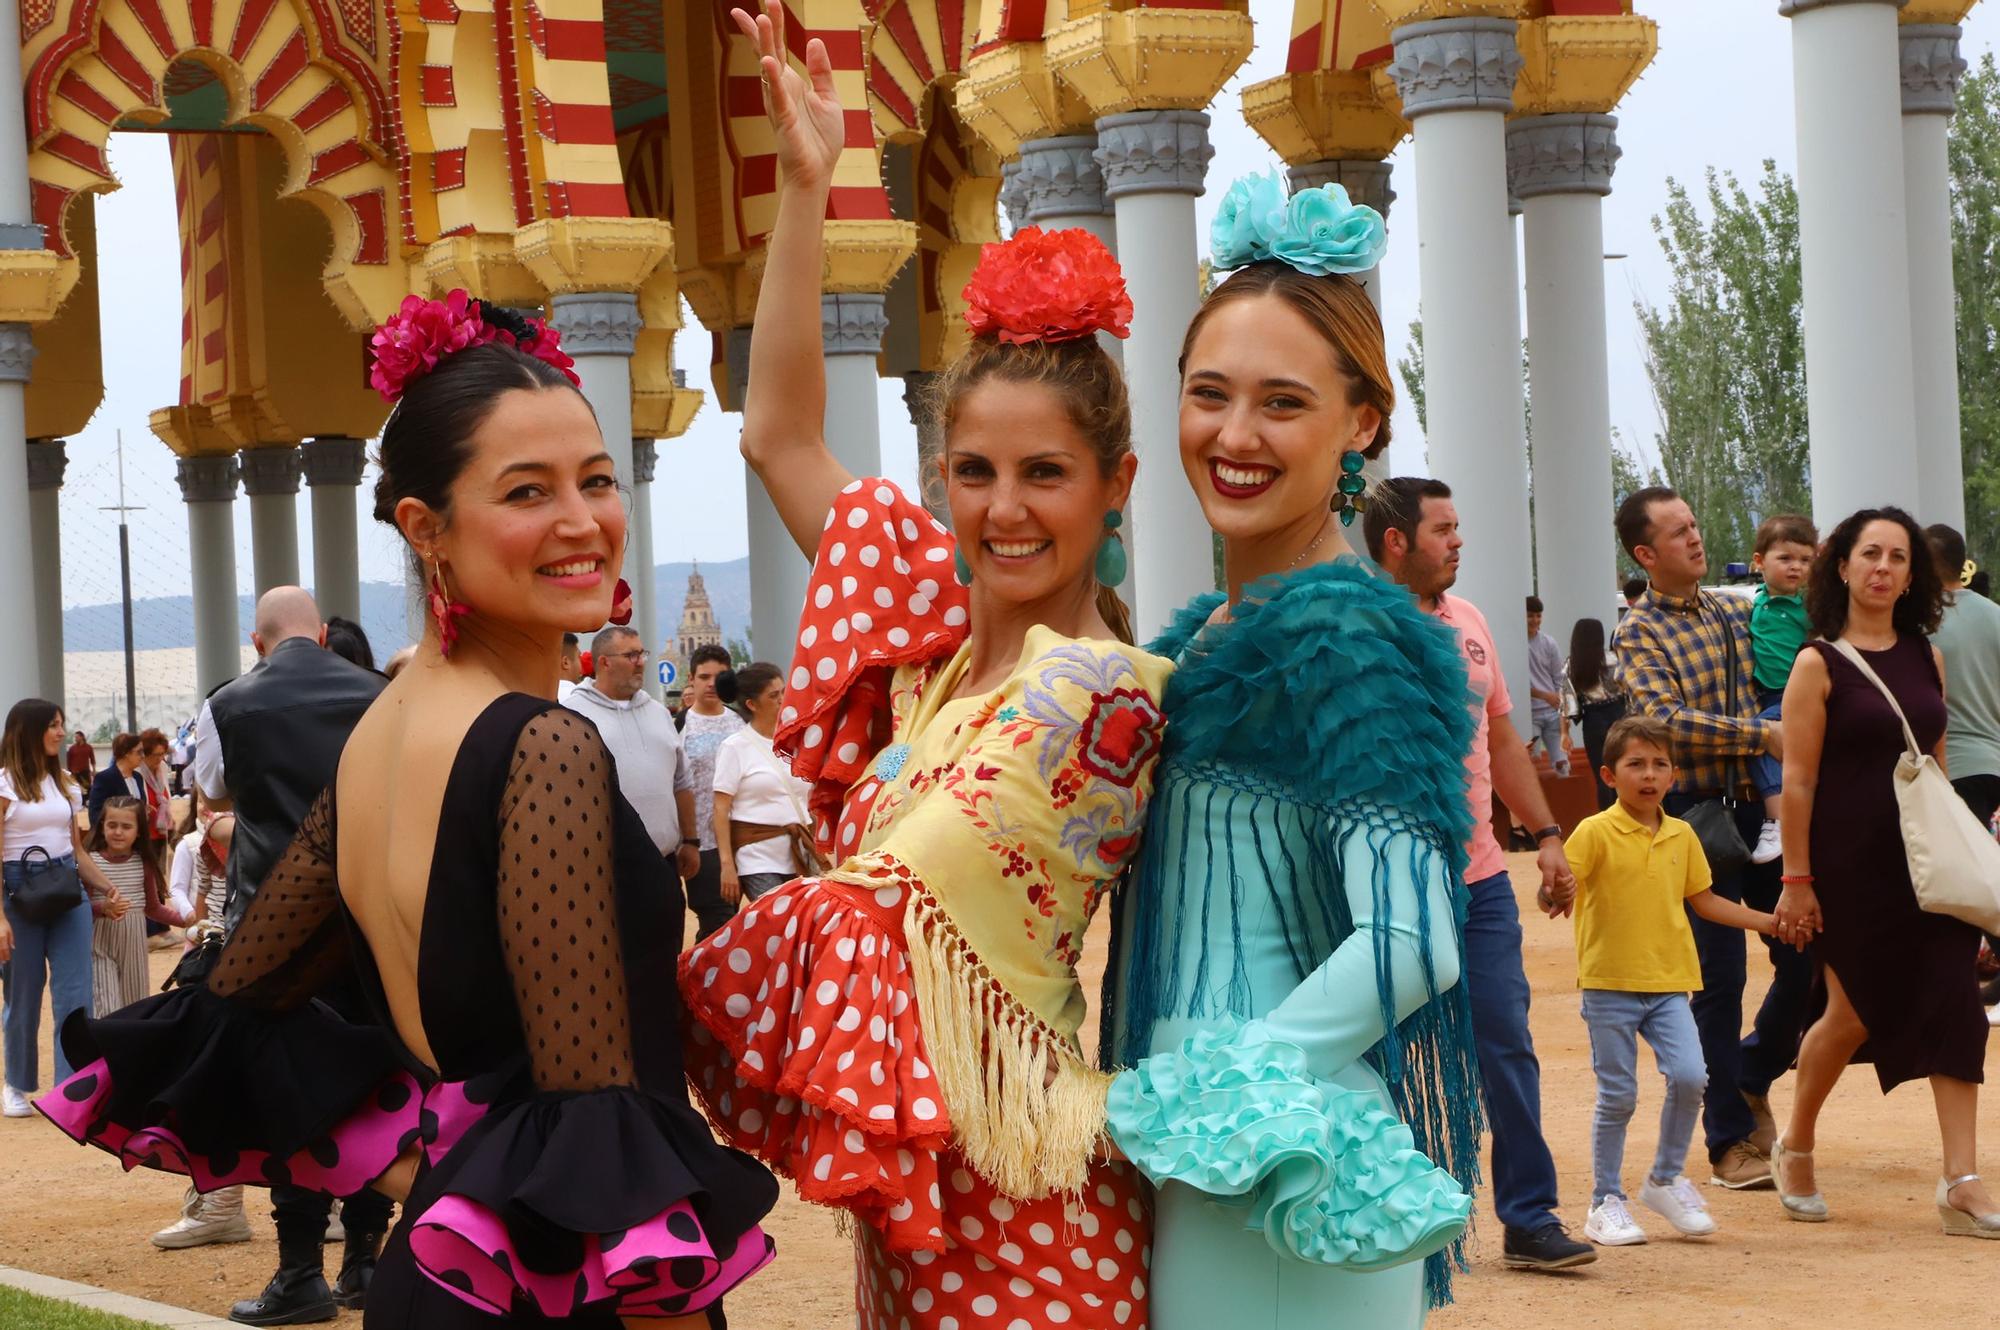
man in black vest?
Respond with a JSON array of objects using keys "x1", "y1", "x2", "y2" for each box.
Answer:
[{"x1": 191, "y1": 586, "x2": 390, "y2": 1326}]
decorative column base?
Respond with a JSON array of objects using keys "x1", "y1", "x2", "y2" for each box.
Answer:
[
  {"x1": 239, "y1": 445, "x2": 303, "y2": 596},
  {"x1": 822, "y1": 293, "x2": 891, "y2": 479},
  {"x1": 27, "y1": 439, "x2": 66, "y2": 704},
  {"x1": 631, "y1": 437, "x2": 661, "y2": 697},
  {"x1": 1095, "y1": 109, "x2": 1217, "y2": 639},
  {"x1": 178, "y1": 456, "x2": 243, "y2": 695},
  {"x1": 0, "y1": 324, "x2": 38, "y2": 708},
  {"x1": 302, "y1": 436, "x2": 365, "y2": 622}
]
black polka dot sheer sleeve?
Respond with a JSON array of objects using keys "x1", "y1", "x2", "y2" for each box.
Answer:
[
  {"x1": 494, "y1": 707, "x2": 637, "y2": 1092},
  {"x1": 206, "y1": 789, "x2": 351, "y2": 1011}
]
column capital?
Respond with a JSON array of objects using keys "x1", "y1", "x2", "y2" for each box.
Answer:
[
  {"x1": 301, "y1": 435, "x2": 367, "y2": 488},
  {"x1": 823, "y1": 293, "x2": 891, "y2": 357},
  {"x1": 238, "y1": 445, "x2": 303, "y2": 497},
  {"x1": 1287, "y1": 160, "x2": 1396, "y2": 218},
  {"x1": 550, "y1": 291, "x2": 644, "y2": 357},
  {"x1": 26, "y1": 438, "x2": 67, "y2": 491},
  {"x1": 1506, "y1": 114, "x2": 1621, "y2": 199},
  {"x1": 632, "y1": 437, "x2": 658, "y2": 485},
  {"x1": 1387, "y1": 17, "x2": 1524, "y2": 118},
  {"x1": 1779, "y1": 0, "x2": 1907, "y2": 15},
  {"x1": 177, "y1": 455, "x2": 240, "y2": 504},
  {"x1": 1017, "y1": 135, "x2": 1109, "y2": 222},
  {"x1": 999, "y1": 159, "x2": 1030, "y2": 233},
  {"x1": 1093, "y1": 111, "x2": 1215, "y2": 200},
  {"x1": 0, "y1": 322, "x2": 35, "y2": 382},
  {"x1": 1900, "y1": 23, "x2": 1966, "y2": 114}
]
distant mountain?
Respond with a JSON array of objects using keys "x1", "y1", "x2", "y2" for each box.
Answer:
[{"x1": 61, "y1": 557, "x2": 751, "y2": 656}]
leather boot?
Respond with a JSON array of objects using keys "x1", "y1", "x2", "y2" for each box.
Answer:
[
  {"x1": 228, "y1": 1236, "x2": 335, "y2": 1326},
  {"x1": 331, "y1": 1227, "x2": 386, "y2": 1311}
]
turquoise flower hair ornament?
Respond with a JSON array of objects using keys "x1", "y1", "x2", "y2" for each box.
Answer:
[{"x1": 1208, "y1": 170, "x2": 1388, "y2": 277}]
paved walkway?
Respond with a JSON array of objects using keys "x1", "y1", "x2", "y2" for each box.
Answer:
[{"x1": 0, "y1": 1264, "x2": 236, "y2": 1329}]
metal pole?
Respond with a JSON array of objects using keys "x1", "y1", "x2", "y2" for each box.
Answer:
[{"x1": 102, "y1": 430, "x2": 144, "y2": 731}]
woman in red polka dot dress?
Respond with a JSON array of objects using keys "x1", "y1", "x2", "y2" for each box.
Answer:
[{"x1": 680, "y1": 8, "x2": 1169, "y2": 1328}]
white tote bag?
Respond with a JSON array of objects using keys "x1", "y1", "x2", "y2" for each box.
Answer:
[{"x1": 1832, "y1": 640, "x2": 2000, "y2": 934}]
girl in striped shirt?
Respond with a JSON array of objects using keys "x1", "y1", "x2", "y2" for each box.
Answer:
[{"x1": 86, "y1": 796, "x2": 161, "y2": 1015}]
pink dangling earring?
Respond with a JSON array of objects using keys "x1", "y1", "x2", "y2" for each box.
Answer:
[{"x1": 428, "y1": 558, "x2": 471, "y2": 658}]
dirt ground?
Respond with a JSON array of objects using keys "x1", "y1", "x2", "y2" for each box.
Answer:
[{"x1": 2, "y1": 852, "x2": 1993, "y2": 1328}]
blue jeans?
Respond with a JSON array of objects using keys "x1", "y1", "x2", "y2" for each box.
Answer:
[
  {"x1": 1663, "y1": 794, "x2": 1812, "y2": 1158},
  {"x1": 1749, "y1": 691, "x2": 1784, "y2": 800},
  {"x1": 1581, "y1": 990, "x2": 1707, "y2": 1203},
  {"x1": 1463, "y1": 871, "x2": 1562, "y2": 1230},
  {"x1": 2, "y1": 856, "x2": 94, "y2": 1091}
]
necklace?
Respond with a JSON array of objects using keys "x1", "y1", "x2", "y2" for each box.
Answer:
[{"x1": 1288, "y1": 514, "x2": 1334, "y2": 570}]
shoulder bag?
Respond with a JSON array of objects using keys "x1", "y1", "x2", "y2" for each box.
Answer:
[
  {"x1": 6, "y1": 845, "x2": 84, "y2": 925},
  {"x1": 1682, "y1": 595, "x2": 1752, "y2": 877},
  {"x1": 1829, "y1": 640, "x2": 2000, "y2": 933}
]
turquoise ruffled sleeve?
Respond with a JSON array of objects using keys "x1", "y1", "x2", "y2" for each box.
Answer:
[{"x1": 1106, "y1": 818, "x2": 1471, "y2": 1270}]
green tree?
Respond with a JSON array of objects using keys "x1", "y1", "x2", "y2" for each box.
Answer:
[
  {"x1": 724, "y1": 635, "x2": 754, "y2": 667},
  {"x1": 1951, "y1": 52, "x2": 2000, "y2": 559},
  {"x1": 1633, "y1": 163, "x2": 1807, "y2": 566}
]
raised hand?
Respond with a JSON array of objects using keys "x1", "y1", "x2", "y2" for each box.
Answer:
[{"x1": 729, "y1": 0, "x2": 844, "y2": 189}]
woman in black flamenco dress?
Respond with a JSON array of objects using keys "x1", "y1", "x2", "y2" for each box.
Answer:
[
  {"x1": 1771, "y1": 508, "x2": 1996, "y2": 1237},
  {"x1": 36, "y1": 310, "x2": 779, "y2": 1325}
]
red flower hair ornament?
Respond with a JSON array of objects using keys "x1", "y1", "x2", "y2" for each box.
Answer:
[
  {"x1": 369, "y1": 289, "x2": 581, "y2": 401},
  {"x1": 961, "y1": 226, "x2": 1133, "y2": 345}
]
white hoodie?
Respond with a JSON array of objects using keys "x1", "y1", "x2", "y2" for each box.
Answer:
[{"x1": 561, "y1": 679, "x2": 692, "y2": 857}]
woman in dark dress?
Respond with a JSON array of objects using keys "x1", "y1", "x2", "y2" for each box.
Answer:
[
  {"x1": 1772, "y1": 507, "x2": 1996, "y2": 1236},
  {"x1": 36, "y1": 297, "x2": 780, "y2": 1325}
]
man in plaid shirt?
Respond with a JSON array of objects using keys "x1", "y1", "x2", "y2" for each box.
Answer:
[{"x1": 1611, "y1": 487, "x2": 1814, "y2": 1191}]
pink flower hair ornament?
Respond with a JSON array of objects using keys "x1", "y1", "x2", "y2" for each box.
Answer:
[{"x1": 369, "y1": 290, "x2": 581, "y2": 402}]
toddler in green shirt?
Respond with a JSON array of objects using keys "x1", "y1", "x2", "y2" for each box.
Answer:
[{"x1": 1748, "y1": 514, "x2": 1818, "y2": 864}]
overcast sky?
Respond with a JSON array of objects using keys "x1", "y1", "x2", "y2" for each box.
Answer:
[{"x1": 56, "y1": 0, "x2": 2000, "y2": 621}]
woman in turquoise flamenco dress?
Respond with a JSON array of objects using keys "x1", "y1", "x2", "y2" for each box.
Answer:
[{"x1": 1104, "y1": 173, "x2": 1485, "y2": 1329}]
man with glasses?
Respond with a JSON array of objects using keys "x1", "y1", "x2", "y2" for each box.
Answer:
[{"x1": 563, "y1": 626, "x2": 701, "y2": 900}]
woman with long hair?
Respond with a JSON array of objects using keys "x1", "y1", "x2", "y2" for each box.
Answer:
[
  {"x1": 38, "y1": 297, "x2": 778, "y2": 1327},
  {"x1": 1103, "y1": 176, "x2": 1484, "y2": 1328},
  {"x1": 1568, "y1": 617, "x2": 1625, "y2": 810},
  {"x1": 676, "y1": 7, "x2": 1169, "y2": 1326},
  {"x1": 1, "y1": 699, "x2": 117, "y2": 1117},
  {"x1": 1769, "y1": 507, "x2": 1996, "y2": 1236}
]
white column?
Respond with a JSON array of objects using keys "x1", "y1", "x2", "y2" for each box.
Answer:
[
  {"x1": 27, "y1": 439, "x2": 65, "y2": 703},
  {"x1": 1388, "y1": 17, "x2": 1534, "y2": 709},
  {"x1": 1783, "y1": 0, "x2": 1920, "y2": 520},
  {"x1": 1902, "y1": 23, "x2": 1967, "y2": 529},
  {"x1": 178, "y1": 456, "x2": 242, "y2": 695},
  {"x1": 733, "y1": 327, "x2": 808, "y2": 664},
  {"x1": 0, "y1": 327, "x2": 36, "y2": 709},
  {"x1": 1511, "y1": 113, "x2": 1622, "y2": 646},
  {"x1": 1288, "y1": 160, "x2": 1396, "y2": 501},
  {"x1": 301, "y1": 435, "x2": 364, "y2": 621},
  {"x1": 631, "y1": 437, "x2": 662, "y2": 697},
  {"x1": 239, "y1": 445, "x2": 302, "y2": 595},
  {"x1": 550, "y1": 292, "x2": 642, "y2": 487},
  {"x1": 1096, "y1": 109, "x2": 1216, "y2": 641},
  {"x1": 822, "y1": 293, "x2": 889, "y2": 480}
]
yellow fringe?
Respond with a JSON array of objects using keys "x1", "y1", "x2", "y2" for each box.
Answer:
[{"x1": 901, "y1": 887, "x2": 1112, "y2": 1202}]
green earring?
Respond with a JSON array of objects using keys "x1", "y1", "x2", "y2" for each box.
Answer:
[
  {"x1": 953, "y1": 546, "x2": 974, "y2": 587},
  {"x1": 1334, "y1": 450, "x2": 1368, "y2": 527},
  {"x1": 1095, "y1": 510, "x2": 1128, "y2": 587}
]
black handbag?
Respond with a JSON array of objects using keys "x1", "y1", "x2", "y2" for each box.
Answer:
[
  {"x1": 5, "y1": 846, "x2": 84, "y2": 925},
  {"x1": 1684, "y1": 595, "x2": 1751, "y2": 877}
]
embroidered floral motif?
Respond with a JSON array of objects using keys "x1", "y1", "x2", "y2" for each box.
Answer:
[
  {"x1": 875, "y1": 743, "x2": 912, "y2": 782},
  {"x1": 1076, "y1": 688, "x2": 1166, "y2": 788}
]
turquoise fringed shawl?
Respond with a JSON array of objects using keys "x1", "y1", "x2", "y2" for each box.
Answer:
[{"x1": 1103, "y1": 558, "x2": 1484, "y2": 1308}]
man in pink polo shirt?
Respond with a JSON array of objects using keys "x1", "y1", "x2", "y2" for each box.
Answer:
[{"x1": 1367, "y1": 476, "x2": 1594, "y2": 1272}]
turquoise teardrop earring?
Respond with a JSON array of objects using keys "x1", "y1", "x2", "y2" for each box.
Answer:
[
  {"x1": 953, "y1": 546, "x2": 974, "y2": 587},
  {"x1": 1334, "y1": 450, "x2": 1369, "y2": 526},
  {"x1": 1096, "y1": 510, "x2": 1128, "y2": 587}
]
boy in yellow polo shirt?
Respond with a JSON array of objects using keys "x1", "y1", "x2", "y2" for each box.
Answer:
[{"x1": 1562, "y1": 716, "x2": 1778, "y2": 1248}]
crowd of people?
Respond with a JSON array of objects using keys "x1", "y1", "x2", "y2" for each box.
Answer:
[{"x1": 1, "y1": 5, "x2": 1995, "y2": 1326}]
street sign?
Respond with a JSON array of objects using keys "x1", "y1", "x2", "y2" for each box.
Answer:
[{"x1": 658, "y1": 659, "x2": 678, "y2": 688}]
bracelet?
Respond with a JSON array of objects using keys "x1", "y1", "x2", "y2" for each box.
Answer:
[
  {"x1": 1533, "y1": 824, "x2": 1563, "y2": 843},
  {"x1": 1780, "y1": 873, "x2": 1814, "y2": 885}
]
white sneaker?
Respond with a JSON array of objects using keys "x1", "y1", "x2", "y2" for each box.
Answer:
[
  {"x1": 1986, "y1": 1005, "x2": 2000, "y2": 1028},
  {"x1": 1584, "y1": 1194, "x2": 1648, "y2": 1246},
  {"x1": 151, "y1": 1205, "x2": 251, "y2": 1249},
  {"x1": 1, "y1": 1085, "x2": 31, "y2": 1118},
  {"x1": 1750, "y1": 819, "x2": 1783, "y2": 864},
  {"x1": 1641, "y1": 1175, "x2": 1720, "y2": 1236}
]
